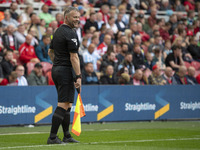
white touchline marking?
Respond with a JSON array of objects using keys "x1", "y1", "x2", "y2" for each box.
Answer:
[
  {"x1": 0, "y1": 132, "x2": 48, "y2": 136},
  {"x1": 0, "y1": 138, "x2": 200, "y2": 149}
]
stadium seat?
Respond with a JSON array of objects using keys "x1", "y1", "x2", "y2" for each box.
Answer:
[
  {"x1": 26, "y1": 62, "x2": 36, "y2": 75},
  {"x1": 46, "y1": 71, "x2": 54, "y2": 85},
  {"x1": 191, "y1": 61, "x2": 200, "y2": 70},
  {"x1": 184, "y1": 61, "x2": 191, "y2": 68},
  {"x1": 40, "y1": 62, "x2": 53, "y2": 76}
]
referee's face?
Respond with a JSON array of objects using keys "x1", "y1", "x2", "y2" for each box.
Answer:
[{"x1": 66, "y1": 10, "x2": 80, "y2": 28}]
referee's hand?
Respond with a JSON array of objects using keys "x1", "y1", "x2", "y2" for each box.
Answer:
[{"x1": 74, "y1": 78, "x2": 81, "y2": 92}]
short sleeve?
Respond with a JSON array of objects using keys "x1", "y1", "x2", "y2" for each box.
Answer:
[
  {"x1": 50, "y1": 38, "x2": 54, "y2": 49},
  {"x1": 66, "y1": 32, "x2": 79, "y2": 53}
]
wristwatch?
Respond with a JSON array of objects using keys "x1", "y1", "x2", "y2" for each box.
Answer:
[{"x1": 76, "y1": 74, "x2": 82, "y2": 80}]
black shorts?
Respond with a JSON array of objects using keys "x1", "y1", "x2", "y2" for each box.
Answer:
[{"x1": 52, "y1": 66, "x2": 75, "y2": 103}]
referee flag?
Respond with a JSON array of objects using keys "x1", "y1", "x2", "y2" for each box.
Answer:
[{"x1": 71, "y1": 93, "x2": 86, "y2": 136}]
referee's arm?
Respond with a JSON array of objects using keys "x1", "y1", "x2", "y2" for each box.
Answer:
[
  {"x1": 70, "y1": 52, "x2": 81, "y2": 89},
  {"x1": 48, "y1": 49, "x2": 54, "y2": 63}
]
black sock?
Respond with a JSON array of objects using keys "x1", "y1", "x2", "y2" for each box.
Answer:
[
  {"x1": 50, "y1": 106, "x2": 66, "y2": 140},
  {"x1": 62, "y1": 108, "x2": 71, "y2": 138}
]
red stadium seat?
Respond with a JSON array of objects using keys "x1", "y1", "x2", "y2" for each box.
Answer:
[
  {"x1": 46, "y1": 71, "x2": 54, "y2": 85},
  {"x1": 184, "y1": 61, "x2": 191, "y2": 68},
  {"x1": 26, "y1": 62, "x2": 36, "y2": 75},
  {"x1": 191, "y1": 61, "x2": 200, "y2": 70},
  {"x1": 40, "y1": 62, "x2": 53, "y2": 76}
]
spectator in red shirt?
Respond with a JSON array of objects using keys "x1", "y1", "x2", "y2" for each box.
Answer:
[
  {"x1": 0, "y1": 71, "x2": 18, "y2": 86},
  {"x1": 184, "y1": 0, "x2": 195, "y2": 11},
  {"x1": 97, "y1": 34, "x2": 111, "y2": 56},
  {"x1": 19, "y1": 34, "x2": 40, "y2": 64},
  {"x1": 148, "y1": 8, "x2": 157, "y2": 28}
]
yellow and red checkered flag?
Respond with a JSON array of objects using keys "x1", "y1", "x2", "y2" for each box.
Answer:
[{"x1": 71, "y1": 89, "x2": 86, "y2": 136}]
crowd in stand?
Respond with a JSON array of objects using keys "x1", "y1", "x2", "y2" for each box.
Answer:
[{"x1": 0, "y1": 0, "x2": 200, "y2": 86}]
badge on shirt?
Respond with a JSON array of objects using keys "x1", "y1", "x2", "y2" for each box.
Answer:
[{"x1": 71, "y1": 38, "x2": 77, "y2": 46}]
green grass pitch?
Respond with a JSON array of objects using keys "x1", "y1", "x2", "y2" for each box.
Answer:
[{"x1": 0, "y1": 121, "x2": 200, "y2": 150}]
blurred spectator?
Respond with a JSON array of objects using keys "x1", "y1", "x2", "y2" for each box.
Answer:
[
  {"x1": 2, "y1": 24, "x2": 20, "y2": 51},
  {"x1": 100, "y1": 65, "x2": 117, "y2": 84},
  {"x1": 161, "y1": 66, "x2": 177, "y2": 85},
  {"x1": 118, "y1": 4, "x2": 129, "y2": 26},
  {"x1": 168, "y1": 14, "x2": 178, "y2": 35},
  {"x1": 1, "y1": 10, "x2": 19, "y2": 29},
  {"x1": 165, "y1": 45, "x2": 184, "y2": 71},
  {"x1": 124, "y1": 29, "x2": 134, "y2": 51},
  {"x1": 39, "y1": 4, "x2": 55, "y2": 27},
  {"x1": 116, "y1": 43, "x2": 129, "y2": 63},
  {"x1": 159, "y1": 22, "x2": 171, "y2": 41},
  {"x1": 1, "y1": 50, "x2": 16, "y2": 78},
  {"x1": 21, "y1": 5, "x2": 33, "y2": 24},
  {"x1": 19, "y1": 34, "x2": 40, "y2": 64},
  {"x1": 9, "y1": 2, "x2": 19, "y2": 20},
  {"x1": 148, "y1": 35, "x2": 164, "y2": 53},
  {"x1": 132, "y1": 69, "x2": 145, "y2": 85},
  {"x1": 147, "y1": 8, "x2": 157, "y2": 28},
  {"x1": 187, "y1": 66, "x2": 198, "y2": 84},
  {"x1": 160, "y1": 0, "x2": 171, "y2": 10},
  {"x1": 49, "y1": 20, "x2": 58, "y2": 33},
  {"x1": 137, "y1": 22, "x2": 150, "y2": 42},
  {"x1": 28, "y1": 28, "x2": 39, "y2": 48},
  {"x1": 130, "y1": 23, "x2": 139, "y2": 40},
  {"x1": 15, "y1": 64, "x2": 28, "y2": 86},
  {"x1": 0, "y1": 71, "x2": 18, "y2": 86},
  {"x1": 99, "y1": 4, "x2": 110, "y2": 24},
  {"x1": 187, "y1": 10, "x2": 195, "y2": 25},
  {"x1": 115, "y1": 12, "x2": 126, "y2": 32},
  {"x1": 184, "y1": 0, "x2": 195, "y2": 11},
  {"x1": 35, "y1": 35, "x2": 52, "y2": 63},
  {"x1": 144, "y1": 52, "x2": 154, "y2": 70},
  {"x1": 106, "y1": 16, "x2": 118, "y2": 34},
  {"x1": 84, "y1": 12, "x2": 98, "y2": 33},
  {"x1": 174, "y1": 0, "x2": 185, "y2": 11},
  {"x1": 174, "y1": 65, "x2": 191, "y2": 84},
  {"x1": 118, "y1": 52, "x2": 135, "y2": 75},
  {"x1": 187, "y1": 36, "x2": 200, "y2": 62},
  {"x1": 79, "y1": 37, "x2": 88, "y2": 55},
  {"x1": 55, "y1": 12, "x2": 64, "y2": 27},
  {"x1": 118, "y1": 72, "x2": 130, "y2": 85},
  {"x1": 72, "y1": 0, "x2": 84, "y2": 7},
  {"x1": 97, "y1": 34, "x2": 111, "y2": 56},
  {"x1": 96, "y1": 12, "x2": 104, "y2": 30},
  {"x1": 83, "y1": 43, "x2": 101, "y2": 71},
  {"x1": 148, "y1": 64, "x2": 166, "y2": 85},
  {"x1": 29, "y1": 16, "x2": 46, "y2": 41},
  {"x1": 132, "y1": 44, "x2": 145, "y2": 70},
  {"x1": 152, "y1": 48, "x2": 166, "y2": 70},
  {"x1": 14, "y1": 24, "x2": 26, "y2": 46},
  {"x1": 100, "y1": 51, "x2": 118, "y2": 73},
  {"x1": 82, "y1": 62, "x2": 99, "y2": 85},
  {"x1": 163, "y1": 40, "x2": 172, "y2": 60},
  {"x1": 27, "y1": 62, "x2": 47, "y2": 85}
]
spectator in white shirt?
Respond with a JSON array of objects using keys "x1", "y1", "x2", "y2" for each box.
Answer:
[
  {"x1": 83, "y1": 43, "x2": 101, "y2": 72},
  {"x1": 15, "y1": 65, "x2": 28, "y2": 86}
]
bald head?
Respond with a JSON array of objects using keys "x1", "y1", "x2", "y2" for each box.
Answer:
[
  {"x1": 188, "y1": 66, "x2": 196, "y2": 77},
  {"x1": 26, "y1": 34, "x2": 33, "y2": 45},
  {"x1": 165, "y1": 67, "x2": 173, "y2": 77},
  {"x1": 178, "y1": 66, "x2": 187, "y2": 77}
]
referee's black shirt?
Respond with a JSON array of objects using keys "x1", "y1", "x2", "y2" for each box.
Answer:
[{"x1": 50, "y1": 24, "x2": 80, "y2": 66}]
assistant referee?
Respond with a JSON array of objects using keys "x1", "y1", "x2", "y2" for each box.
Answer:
[{"x1": 47, "y1": 7, "x2": 81, "y2": 144}]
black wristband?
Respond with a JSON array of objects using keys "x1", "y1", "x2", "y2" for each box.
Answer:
[{"x1": 76, "y1": 74, "x2": 82, "y2": 80}]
